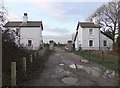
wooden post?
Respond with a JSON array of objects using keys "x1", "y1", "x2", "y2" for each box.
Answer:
[
  {"x1": 23, "y1": 57, "x2": 26, "y2": 73},
  {"x1": 118, "y1": 1, "x2": 120, "y2": 86},
  {"x1": 101, "y1": 51, "x2": 104, "y2": 63},
  {"x1": 30, "y1": 54, "x2": 33, "y2": 63},
  {"x1": 34, "y1": 52, "x2": 37, "y2": 59},
  {"x1": 0, "y1": 28, "x2": 2, "y2": 87},
  {"x1": 37, "y1": 52, "x2": 38, "y2": 58},
  {"x1": 11, "y1": 62, "x2": 16, "y2": 86},
  {"x1": 88, "y1": 50, "x2": 90, "y2": 63}
]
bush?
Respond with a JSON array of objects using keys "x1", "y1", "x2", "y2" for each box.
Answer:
[{"x1": 2, "y1": 29, "x2": 30, "y2": 86}]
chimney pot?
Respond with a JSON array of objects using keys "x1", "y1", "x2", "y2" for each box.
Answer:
[
  {"x1": 24, "y1": 13, "x2": 27, "y2": 16},
  {"x1": 23, "y1": 13, "x2": 28, "y2": 22}
]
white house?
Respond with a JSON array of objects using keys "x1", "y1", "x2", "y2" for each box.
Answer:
[
  {"x1": 73, "y1": 19, "x2": 113, "y2": 51},
  {"x1": 4, "y1": 13, "x2": 44, "y2": 50}
]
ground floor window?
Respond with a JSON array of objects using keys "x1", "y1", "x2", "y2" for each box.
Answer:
[
  {"x1": 28, "y1": 40, "x2": 32, "y2": 46},
  {"x1": 89, "y1": 40, "x2": 93, "y2": 47},
  {"x1": 103, "y1": 40, "x2": 107, "y2": 46}
]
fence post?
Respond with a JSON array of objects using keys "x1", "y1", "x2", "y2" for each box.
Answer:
[
  {"x1": 11, "y1": 62, "x2": 16, "y2": 86},
  {"x1": 101, "y1": 51, "x2": 104, "y2": 63},
  {"x1": 30, "y1": 54, "x2": 33, "y2": 63},
  {"x1": 88, "y1": 50, "x2": 90, "y2": 63},
  {"x1": 37, "y1": 51, "x2": 39, "y2": 58},
  {"x1": 23, "y1": 57, "x2": 26, "y2": 74},
  {"x1": 34, "y1": 52, "x2": 37, "y2": 59}
]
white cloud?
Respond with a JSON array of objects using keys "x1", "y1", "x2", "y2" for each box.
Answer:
[
  {"x1": 7, "y1": 12, "x2": 22, "y2": 21},
  {"x1": 43, "y1": 34, "x2": 72, "y2": 44},
  {"x1": 43, "y1": 26, "x2": 71, "y2": 35},
  {"x1": 6, "y1": 0, "x2": 111, "y2": 2},
  {"x1": 27, "y1": 1, "x2": 65, "y2": 19}
]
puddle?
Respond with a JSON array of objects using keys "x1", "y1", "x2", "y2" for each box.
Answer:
[
  {"x1": 69, "y1": 64, "x2": 117, "y2": 79},
  {"x1": 56, "y1": 67, "x2": 73, "y2": 78},
  {"x1": 59, "y1": 64, "x2": 64, "y2": 66},
  {"x1": 92, "y1": 67, "x2": 101, "y2": 72},
  {"x1": 81, "y1": 59, "x2": 89, "y2": 63},
  {"x1": 69, "y1": 64, "x2": 76, "y2": 69},
  {"x1": 56, "y1": 67, "x2": 64, "y2": 73},
  {"x1": 63, "y1": 60, "x2": 73, "y2": 65},
  {"x1": 56, "y1": 54, "x2": 60, "y2": 56},
  {"x1": 62, "y1": 77, "x2": 78, "y2": 85},
  {"x1": 76, "y1": 65, "x2": 83, "y2": 69},
  {"x1": 92, "y1": 69, "x2": 100, "y2": 77}
]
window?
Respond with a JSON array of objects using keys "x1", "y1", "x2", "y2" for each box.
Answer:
[
  {"x1": 103, "y1": 40, "x2": 107, "y2": 46},
  {"x1": 28, "y1": 40, "x2": 32, "y2": 46},
  {"x1": 89, "y1": 29, "x2": 93, "y2": 35},
  {"x1": 89, "y1": 40, "x2": 93, "y2": 47}
]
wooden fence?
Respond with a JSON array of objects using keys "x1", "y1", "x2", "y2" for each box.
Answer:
[{"x1": 11, "y1": 51, "x2": 38, "y2": 86}]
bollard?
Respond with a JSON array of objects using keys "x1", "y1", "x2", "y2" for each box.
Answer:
[
  {"x1": 11, "y1": 62, "x2": 16, "y2": 86},
  {"x1": 30, "y1": 54, "x2": 33, "y2": 63},
  {"x1": 23, "y1": 57, "x2": 26, "y2": 73}
]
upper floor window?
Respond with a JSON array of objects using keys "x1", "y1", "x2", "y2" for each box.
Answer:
[
  {"x1": 89, "y1": 29, "x2": 93, "y2": 35},
  {"x1": 103, "y1": 40, "x2": 107, "y2": 46}
]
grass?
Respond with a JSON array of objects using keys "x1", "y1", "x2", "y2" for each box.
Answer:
[{"x1": 74, "y1": 50, "x2": 118, "y2": 71}]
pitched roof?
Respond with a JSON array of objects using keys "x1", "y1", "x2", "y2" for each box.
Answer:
[
  {"x1": 73, "y1": 31, "x2": 78, "y2": 42},
  {"x1": 4, "y1": 21, "x2": 43, "y2": 30},
  {"x1": 101, "y1": 31, "x2": 113, "y2": 40},
  {"x1": 78, "y1": 22, "x2": 101, "y2": 29},
  {"x1": 73, "y1": 22, "x2": 112, "y2": 42}
]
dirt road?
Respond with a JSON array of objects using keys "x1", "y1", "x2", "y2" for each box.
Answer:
[{"x1": 20, "y1": 47, "x2": 118, "y2": 86}]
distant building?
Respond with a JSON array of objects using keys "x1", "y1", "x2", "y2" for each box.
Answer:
[
  {"x1": 73, "y1": 17, "x2": 113, "y2": 51},
  {"x1": 49, "y1": 40, "x2": 55, "y2": 51},
  {"x1": 4, "y1": 13, "x2": 44, "y2": 50},
  {"x1": 67, "y1": 40, "x2": 72, "y2": 52}
]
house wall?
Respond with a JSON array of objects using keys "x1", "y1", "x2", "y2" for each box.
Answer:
[
  {"x1": 100, "y1": 33, "x2": 113, "y2": 51},
  {"x1": 75, "y1": 24, "x2": 113, "y2": 51},
  {"x1": 81, "y1": 27, "x2": 100, "y2": 50},
  {"x1": 75, "y1": 26, "x2": 83, "y2": 51},
  {"x1": 20, "y1": 27, "x2": 42, "y2": 50}
]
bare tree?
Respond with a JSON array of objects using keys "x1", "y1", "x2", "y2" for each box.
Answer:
[
  {"x1": 118, "y1": 1, "x2": 120, "y2": 44},
  {"x1": 87, "y1": 1, "x2": 119, "y2": 43}
]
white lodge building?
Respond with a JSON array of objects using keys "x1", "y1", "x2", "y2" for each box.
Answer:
[
  {"x1": 74, "y1": 21, "x2": 113, "y2": 51},
  {"x1": 4, "y1": 13, "x2": 44, "y2": 50}
]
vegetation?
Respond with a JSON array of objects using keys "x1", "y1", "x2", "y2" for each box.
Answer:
[
  {"x1": 74, "y1": 50, "x2": 118, "y2": 71},
  {"x1": 87, "y1": 1, "x2": 119, "y2": 43},
  {"x1": 2, "y1": 28, "x2": 30, "y2": 86},
  {"x1": 2, "y1": 28, "x2": 52, "y2": 86}
]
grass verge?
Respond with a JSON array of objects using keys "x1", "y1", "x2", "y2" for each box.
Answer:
[{"x1": 74, "y1": 51, "x2": 118, "y2": 71}]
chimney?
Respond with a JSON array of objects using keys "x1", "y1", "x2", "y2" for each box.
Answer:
[{"x1": 23, "y1": 13, "x2": 28, "y2": 22}]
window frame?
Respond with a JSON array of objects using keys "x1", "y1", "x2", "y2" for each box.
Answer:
[
  {"x1": 103, "y1": 40, "x2": 107, "y2": 46},
  {"x1": 28, "y1": 40, "x2": 32, "y2": 46},
  {"x1": 89, "y1": 29, "x2": 93, "y2": 35},
  {"x1": 89, "y1": 40, "x2": 93, "y2": 47}
]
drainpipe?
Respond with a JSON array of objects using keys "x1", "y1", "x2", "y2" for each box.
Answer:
[
  {"x1": 99, "y1": 27, "x2": 100, "y2": 50},
  {"x1": 118, "y1": 1, "x2": 120, "y2": 85}
]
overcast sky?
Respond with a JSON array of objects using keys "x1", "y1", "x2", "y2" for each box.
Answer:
[{"x1": 4, "y1": 0, "x2": 110, "y2": 44}]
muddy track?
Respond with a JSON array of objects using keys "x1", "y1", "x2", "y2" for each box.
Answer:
[{"x1": 20, "y1": 47, "x2": 118, "y2": 86}]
